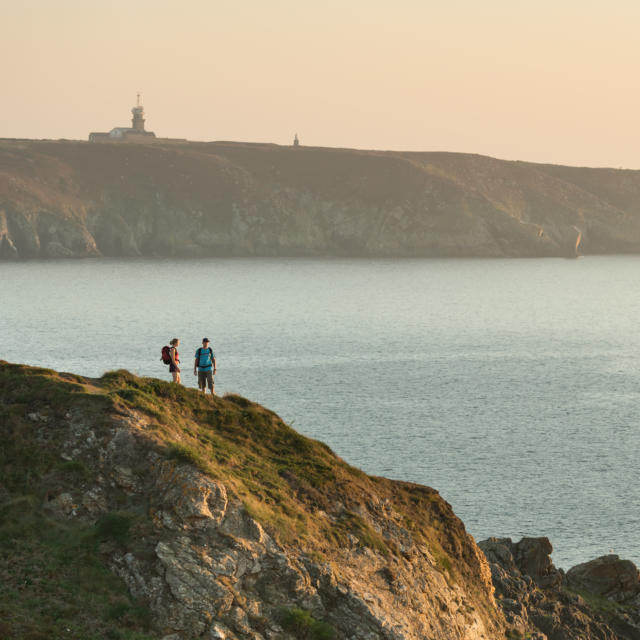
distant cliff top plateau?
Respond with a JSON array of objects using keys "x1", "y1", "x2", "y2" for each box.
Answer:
[{"x1": 2, "y1": 139, "x2": 640, "y2": 259}]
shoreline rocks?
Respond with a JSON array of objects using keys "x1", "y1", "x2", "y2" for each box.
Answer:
[
  {"x1": 479, "y1": 537, "x2": 640, "y2": 640},
  {"x1": 567, "y1": 555, "x2": 640, "y2": 604}
]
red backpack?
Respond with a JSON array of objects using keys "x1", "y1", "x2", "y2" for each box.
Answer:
[{"x1": 161, "y1": 345, "x2": 172, "y2": 365}]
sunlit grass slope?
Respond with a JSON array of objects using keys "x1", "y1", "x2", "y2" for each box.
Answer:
[{"x1": 0, "y1": 361, "x2": 499, "y2": 638}]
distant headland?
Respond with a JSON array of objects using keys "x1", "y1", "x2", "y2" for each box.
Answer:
[{"x1": 2, "y1": 134, "x2": 640, "y2": 260}]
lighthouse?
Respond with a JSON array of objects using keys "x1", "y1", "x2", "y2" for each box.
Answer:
[
  {"x1": 89, "y1": 93, "x2": 159, "y2": 141},
  {"x1": 131, "y1": 93, "x2": 146, "y2": 132}
]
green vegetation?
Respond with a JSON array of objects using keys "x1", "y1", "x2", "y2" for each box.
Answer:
[
  {"x1": 94, "y1": 513, "x2": 133, "y2": 545},
  {"x1": 56, "y1": 460, "x2": 89, "y2": 476},
  {"x1": 0, "y1": 360, "x2": 489, "y2": 636},
  {"x1": 563, "y1": 586, "x2": 630, "y2": 615},
  {"x1": 99, "y1": 368, "x2": 374, "y2": 550},
  {"x1": 0, "y1": 363, "x2": 107, "y2": 496},
  {"x1": 433, "y1": 548, "x2": 452, "y2": 573},
  {"x1": 278, "y1": 607, "x2": 336, "y2": 640},
  {"x1": 0, "y1": 359, "x2": 467, "y2": 565},
  {"x1": 0, "y1": 363, "x2": 153, "y2": 639},
  {"x1": 328, "y1": 511, "x2": 388, "y2": 555},
  {"x1": 0, "y1": 507, "x2": 154, "y2": 640},
  {"x1": 165, "y1": 441, "x2": 211, "y2": 473}
]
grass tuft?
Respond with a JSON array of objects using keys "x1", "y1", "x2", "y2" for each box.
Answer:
[
  {"x1": 56, "y1": 460, "x2": 89, "y2": 476},
  {"x1": 94, "y1": 513, "x2": 132, "y2": 545},
  {"x1": 0, "y1": 504, "x2": 154, "y2": 640},
  {"x1": 278, "y1": 607, "x2": 336, "y2": 640},
  {"x1": 165, "y1": 442, "x2": 211, "y2": 473}
]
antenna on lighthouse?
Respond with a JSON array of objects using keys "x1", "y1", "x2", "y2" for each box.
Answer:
[{"x1": 137, "y1": 92, "x2": 141, "y2": 107}]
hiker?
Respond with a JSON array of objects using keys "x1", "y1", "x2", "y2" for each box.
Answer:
[
  {"x1": 194, "y1": 337, "x2": 216, "y2": 396},
  {"x1": 168, "y1": 338, "x2": 181, "y2": 383}
]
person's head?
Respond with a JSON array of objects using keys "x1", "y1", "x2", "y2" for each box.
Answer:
[
  {"x1": 202, "y1": 337, "x2": 210, "y2": 346},
  {"x1": 170, "y1": 338, "x2": 179, "y2": 346}
]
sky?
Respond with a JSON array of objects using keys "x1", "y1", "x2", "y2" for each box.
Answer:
[{"x1": 2, "y1": 0, "x2": 640, "y2": 168}]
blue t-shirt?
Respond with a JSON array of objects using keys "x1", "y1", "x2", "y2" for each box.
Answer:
[{"x1": 195, "y1": 347, "x2": 215, "y2": 371}]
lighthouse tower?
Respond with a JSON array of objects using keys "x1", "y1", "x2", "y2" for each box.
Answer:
[{"x1": 131, "y1": 93, "x2": 146, "y2": 132}]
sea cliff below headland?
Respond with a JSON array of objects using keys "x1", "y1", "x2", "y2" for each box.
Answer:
[{"x1": 3, "y1": 140, "x2": 640, "y2": 260}]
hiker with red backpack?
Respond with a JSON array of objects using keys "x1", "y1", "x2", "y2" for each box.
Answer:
[
  {"x1": 161, "y1": 338, "x2": 181, "y2": 383},
  {"x1": 194, "y1": 337, "x2": 216, "y2": 396}
]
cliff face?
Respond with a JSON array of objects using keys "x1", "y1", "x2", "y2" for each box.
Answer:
[
  {"x1": 0, "y1": 361, "x2": 505, "y2": 640},
  {"x1": 2, "y1": 140, "x2": 640, "y2": 259},
  {"x1": 3, "y1": 362, "x2": 640, "y2": 640}
]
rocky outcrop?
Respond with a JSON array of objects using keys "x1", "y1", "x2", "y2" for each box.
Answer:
[
  {"x1": 3, "y1": 140, "x2": 640, "y2": 259},
  {"x1": 5, "y1": 361, "x2": 640, "y2": 640},
  {"x1": 0, "y1": 209, "x2": 18, "y2": 258},
  {"x1": 479, "y1": 537, "x2": 640, "y2": 640},
  {"x1": 0, "y1": 362, "x2": 505, "y2": 639},
  {"x1": 567, "y1": 555, "x2": 640, "y2": 604}
]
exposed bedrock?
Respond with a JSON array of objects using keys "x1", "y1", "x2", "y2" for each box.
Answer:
[
  {"x1": 567, "y1": 555, "x2": 640, "y2": 603},
  {"x1": 479, "y1": 537, "x2": 640, "y2": 640},
  {"x1": 1, "y1": 362, "x2": 505, "y2": 640},
  {"x1": 5, "y1": 361, "x2": 640, "y2": 640},
  {"x1": 2, "y1": 140, "x2": 640, "y2": 259}
]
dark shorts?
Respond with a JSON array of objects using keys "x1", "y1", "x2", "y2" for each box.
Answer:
[
  {"x1": 198, "y1": 369, "x2": 214, "y2": 389},
  {"x1": 169, "y1": 363, "x2": 179, "y2": 373}
]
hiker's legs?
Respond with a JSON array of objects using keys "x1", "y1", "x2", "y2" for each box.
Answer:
[
  {"x1": 198, "y1": 371, "x2": 207, "y2": 392},
  {"x1": 206, "y1": 371, "x2": 215, "y2": 396}
]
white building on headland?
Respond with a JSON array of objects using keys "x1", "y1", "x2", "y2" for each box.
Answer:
[{"x1": 89, "y1": 94, "x2": 158, "y2": 142}]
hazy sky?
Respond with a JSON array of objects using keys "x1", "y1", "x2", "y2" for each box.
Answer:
[{"x1": 3, "y1": 0, "x2": 639, "y2": 167}]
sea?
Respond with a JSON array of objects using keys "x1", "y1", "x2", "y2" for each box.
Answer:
[{"x1": 2, "y1": 256, "x2": 639, "y2": 569}]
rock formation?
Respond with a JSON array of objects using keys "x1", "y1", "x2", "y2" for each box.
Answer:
[
  {"x1": 479, "y1": 537, "x2": 640, "y2": 640},
  {"x1": 0, "y1": 361, "x2": 504, "y2": 639},
  {"x1": 2, "y1": 140, "x2": 640, "y2": 259},
  {"x1": 567, "y1": 555, "x2": 640, "y2": 604},
  {"x1": 3, "y1": 359, "x2": 640, "y2": 639}
]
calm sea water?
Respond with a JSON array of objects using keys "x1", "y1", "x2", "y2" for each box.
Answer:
[{"x1": 2, "y1": 257, "x2": 639, "y2": 569}]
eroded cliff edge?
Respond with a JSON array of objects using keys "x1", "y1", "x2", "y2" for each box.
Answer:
[
  {"x1": 3, "y1": 140, "x2": 640, "y2": 259},
  {"x1": 0, "y1": 361, "x2": 505, "y2": 640}
]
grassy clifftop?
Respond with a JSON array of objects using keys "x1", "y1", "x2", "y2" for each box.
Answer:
[
  {"x1": 2, "y1": 140, "x2": 640, "y2": 258},
  {"x1": 0, "y1": 361, "x2": 503, "y2": 639}
]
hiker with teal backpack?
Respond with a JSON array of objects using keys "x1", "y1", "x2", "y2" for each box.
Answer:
[{"x1": 194, "y1": 337, "x2": 216, "y2": 396}]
